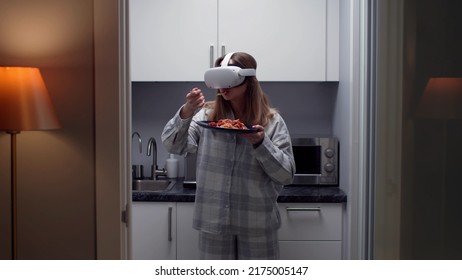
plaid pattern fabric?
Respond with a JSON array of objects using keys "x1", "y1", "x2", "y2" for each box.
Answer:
[
  {"x1": 198, "y1": 230, "x2": 280, "y2": 260},
  {"x1": 162, "y1": 107, "x2": 295, "y2": 236}
]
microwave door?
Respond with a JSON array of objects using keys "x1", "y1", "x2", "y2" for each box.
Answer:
[{"x1": 293, "y1": 146, "x2": 321, "y2": 175}]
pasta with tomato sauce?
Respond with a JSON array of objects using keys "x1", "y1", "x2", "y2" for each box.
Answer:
[{"x1": 208, "y1": 119, "x2": 248, "y2": 130}]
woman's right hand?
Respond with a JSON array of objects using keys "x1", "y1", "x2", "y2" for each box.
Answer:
[{"x1": 180, "y1": 87, "x2": 205, "y2": 119}]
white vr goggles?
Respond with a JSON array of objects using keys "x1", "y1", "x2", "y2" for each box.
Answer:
[{"x1": 204, "y1": 52, "x2": 256, "y2": 89}]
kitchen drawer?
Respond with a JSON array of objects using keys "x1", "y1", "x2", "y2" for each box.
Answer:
[
  {"x1": 279, "y1": 241, "x2": 342, "y2": 260},
  {"x1": 278, "y1": 203, "x2": 342, "y2": 241}
]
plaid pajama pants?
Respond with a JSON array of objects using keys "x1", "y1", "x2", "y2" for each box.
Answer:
[{"x1": 198, "y1": 230, "x2": 280, "y2": 260}]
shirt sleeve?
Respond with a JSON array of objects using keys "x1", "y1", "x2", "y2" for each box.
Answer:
[
  {"x1": 252, "y1": 114, "x2": 295, "y2": 186},
  {"x1": 161, "y1": 106, "x2": 203, "y2": 155}
]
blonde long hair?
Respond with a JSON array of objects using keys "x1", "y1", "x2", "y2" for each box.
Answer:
[{"x1": 204, "y1": 52, "x2": 276, "y2": 126}]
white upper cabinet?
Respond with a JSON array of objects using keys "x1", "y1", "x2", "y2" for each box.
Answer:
[
  {"x1": 129, "y1": 0, "x2": 217, "y2": 82},
  {"x1": 129, "y1": 0, "x2": 339, "y2": 82}
]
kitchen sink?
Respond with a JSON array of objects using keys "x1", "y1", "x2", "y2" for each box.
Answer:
[{"x1": 132, "y1": 179, "x2": 175, "y2": 192}]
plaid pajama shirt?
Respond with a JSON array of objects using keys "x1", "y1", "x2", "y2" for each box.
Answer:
[{"x1": 162, "y1": 106, "x2": 295, "y2": 250}]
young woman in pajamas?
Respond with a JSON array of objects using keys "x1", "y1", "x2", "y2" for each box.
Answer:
[{"x1": 162, "y1": 52, "x2": 295, "y2": 259}]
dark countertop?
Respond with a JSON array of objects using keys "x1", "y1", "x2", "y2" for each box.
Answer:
[{"x1": 132, "y1": 179, "x2": 347, "y2": 203}]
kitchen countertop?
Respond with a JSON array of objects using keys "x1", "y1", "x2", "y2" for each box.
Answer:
[{"x1": 132, "y1": 179, "x2": 347, "y2": 203}]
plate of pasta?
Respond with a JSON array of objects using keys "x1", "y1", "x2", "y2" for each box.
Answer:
[{"x1": 196, "y1": 119, "x2": 258, "y2": 133}]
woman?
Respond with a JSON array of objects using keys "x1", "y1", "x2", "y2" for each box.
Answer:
[{"x1": 162, "y1": 52, "x2": 295, "y2": 259}]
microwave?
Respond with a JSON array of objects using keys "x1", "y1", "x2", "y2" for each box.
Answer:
[{"x1": 291, "y1": 136, "x2": 339, "y2": 186}]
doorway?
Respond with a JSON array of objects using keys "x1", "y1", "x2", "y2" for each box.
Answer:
[{"x1": 371, "y1": 0, "x2": 462, "y2": 259}]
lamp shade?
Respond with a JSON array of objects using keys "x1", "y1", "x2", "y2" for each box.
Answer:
[
  {"x1": 415, "y1": 77, "x2": 462, "y2": 120},
  {"x1": 0, "y1": 66, "x2": 61, "y2": 131}
]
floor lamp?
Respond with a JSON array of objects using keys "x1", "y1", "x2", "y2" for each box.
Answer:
[{"x1": 0, "y1": 67, "x2": 61, "y2": 259}]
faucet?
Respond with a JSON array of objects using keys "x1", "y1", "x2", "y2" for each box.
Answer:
[
  {"x1": 147, "y1": 137, "x2": 157, "y2": 172},
  {"x1": 147, "y1": 137, "x2": 167, "y2": 180},
  {"x1": 132, "y1": 132, "x2": 142, "y2": 153},
  {"x1": 132, "y1": 132, "x2": 143, "y2": 179}
]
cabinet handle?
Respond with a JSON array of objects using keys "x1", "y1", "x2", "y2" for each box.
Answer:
[
  {"x1": 168, "y1": 206, "x2": 173, "y2": 242},
  {"x1": 210, "y1": 45, "x2": 214, "y2": 68},
  {"x1": 286, "y1": 207, "x2": 321, "y2": 212},
  {"x1": 221, "y1": 45, "x2": 226, "y2": 56}
]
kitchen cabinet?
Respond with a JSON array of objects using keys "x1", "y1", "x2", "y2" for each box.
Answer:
[
  {"x1": 129, "y1": 0, "x2": 339, "y2": 82},
  {"x1": 131, "y1": 202, "x2": 199, "y2": 260},
  {"x1": 129, "y1": 0, "x2": 217, "y2": 82},
  {"x1": 131, "y1": 201, "x2": 344, "y2": 260},
  {"x1": 131, "y1": 202, "x2": 177, "y2": 260},
  {"x1": 176, "y1": 203, "x2": 200, "y2": 260},
  {"x1": 278, "y1": 203, "x2": 343, "y2": 259}
]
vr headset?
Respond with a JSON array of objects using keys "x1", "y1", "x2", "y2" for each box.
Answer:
[{"x1": 204, "y1": 52, "x2": 256, "y2": 89}]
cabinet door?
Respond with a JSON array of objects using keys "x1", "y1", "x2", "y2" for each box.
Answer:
[
  {"x1": 130, "y1": 0, "x2": 338, "y2": 81},
  {"x1": 176, "y1": 203, "x2": 200, "y2": 260},
  {"x1": 131, "y1": 202, "x2": 176, "y2": 260},
  {"x1": 219, "y1": 0, "x2": 329, "y2": 81},
  {"x1": 129, "y1": 0, "x2": 217, "y2": 81}
]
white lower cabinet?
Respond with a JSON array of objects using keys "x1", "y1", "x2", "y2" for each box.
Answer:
[
  {"x1": 279, "y1": 241, "x2": 342, "y2": 260},
  {"x1": 176, "y1": 203, "x2": 200, "y2": 260},
  {"x1": 131, "y1": 202, "x2": 199, "y2": 260},
  {"x1": 132, "y1": 202, "x2": 343, "y2": 260},
  {"x1": 278, "y1": 203, "x2": 343, "y2": 260},
  {"x1": 131, "y1": 202, "x2": 177, "y2": 260}
]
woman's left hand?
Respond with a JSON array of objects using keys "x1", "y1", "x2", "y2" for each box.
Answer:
[{"x1": 241, "y1": 125, "x2": 265, "y2": 146}]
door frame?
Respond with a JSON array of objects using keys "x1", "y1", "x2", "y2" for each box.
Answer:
[
  {"x1": 369, "y1": 0, "x2": 404, "y2": 259},
  {"x1": 94, "y1": 0, "x2": 131, "y2": 259}
]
